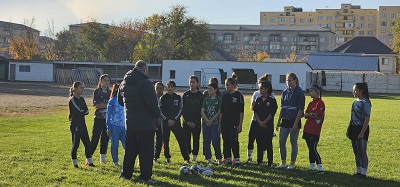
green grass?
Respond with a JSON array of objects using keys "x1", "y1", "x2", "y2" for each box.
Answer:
[{"x1": 0, "y1": 94, "x2": 399, "y2": 186}]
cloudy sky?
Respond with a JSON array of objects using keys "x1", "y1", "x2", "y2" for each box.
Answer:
[{"x1": 1, "y1": 0, "x2": 398, "y2": 35}]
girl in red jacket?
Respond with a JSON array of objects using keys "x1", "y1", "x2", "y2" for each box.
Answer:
[{"x1": 302, "y1": 85, "x2": 325, "y2": 174}]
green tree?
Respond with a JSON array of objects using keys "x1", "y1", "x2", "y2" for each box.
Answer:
[
  {"x1": 79, "y1": 22, "x2": 110, "y2": 61},
  {"x1": 391, "y1": 16, "x2": 400, "y2": 74},
  {"x1": 55, "y1": 30, "x2": 76, "y2": 60},
  {"x1": 133, "y1": 5, "x2": 212, "y2": 63}
]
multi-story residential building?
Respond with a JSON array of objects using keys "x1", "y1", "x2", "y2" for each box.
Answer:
[
  {"x1": 260, "y1": 4, "x2": 399, "y2": 48},
  {"x1": 208, "y1": 24, "x2": 335, "y2": 59},
  {"x1": 0, "y1": 21, "x2": 40, "y2": 58},
  {"x1": 378, "y1": 6, "x2": 400, "y2": 47}
]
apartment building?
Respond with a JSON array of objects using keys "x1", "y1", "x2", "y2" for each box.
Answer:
[
  {"x1": 0, "y1": 21, "x2": 40, "y2": 58},
  {"x1": 378, "y1": 6, "x2": 400, "y2": 47},
  {"x1": 208, "y1": 24, "x2": 335, "y2": 59},
  {"x1": 260, "y1": 4, "x2": 399, "y2": 48}
]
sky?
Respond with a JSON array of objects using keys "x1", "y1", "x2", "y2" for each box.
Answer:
[{"x1": 1, "y1": 0, "x2": 399, "y2": 36}]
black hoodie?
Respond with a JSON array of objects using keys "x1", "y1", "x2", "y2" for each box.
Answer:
[{"x1": 118, "y1": 67, "x2": 160, "y2": 131}]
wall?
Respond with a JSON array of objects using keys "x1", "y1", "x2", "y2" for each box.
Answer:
[
  {"x1": 162, "y1": 60, "x2": 313, "y2": 91},
  {"x1": 9, "y1": 62, "x2": 53, "y2": 82},
  {"x1": 318, "y1": 71, "x2": 400, "y2": 94}
]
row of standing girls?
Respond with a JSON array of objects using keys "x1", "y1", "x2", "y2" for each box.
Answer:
[{"x1": 68, "y1": 72, "x2": 371, "y2": 179}]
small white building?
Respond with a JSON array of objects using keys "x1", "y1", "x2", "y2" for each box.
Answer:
[
  {"x1": 162, "y1": 60, "x2": 314, "y2": 91},
  {"x1": 8, "y1": 61, "x2": 54, "y2": 82}
]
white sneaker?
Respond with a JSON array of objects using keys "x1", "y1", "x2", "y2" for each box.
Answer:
[
  {"x1": 287, "y1": 165, "x2": 296, "y2": 170},
  {"x1": 277, "y1": 164, "x2": 287, "y2": 168}
]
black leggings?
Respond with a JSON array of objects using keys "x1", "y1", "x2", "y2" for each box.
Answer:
[
  {"x1": 247, "y1": 120, "x2": 257, "y2": 150},
  {"x1": 154, "y1": 122, "x2": 163, "y2": 159},
  {"x1": 303, "y1": 133, "x2": 322, "y2": 164},
  {"x1": 162, "y1": 121, "x2": 190, "y2": 161},
  {"x1": 70, "y1": 125, "x2": 91, "y2": 159},
  {"x1": 221, "y1": 124, "x2": 240, "y2": 159},
  {"x1": 90, "y1": 118, "x2": 109, "y2": 155},
  {"x1": 183, "y1": 121, "x2": 201, "y2": 156}
]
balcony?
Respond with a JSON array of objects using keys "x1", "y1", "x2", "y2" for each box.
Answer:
[
  {"x1": 298, "y1": 41, "x2": 318, "y2": 45},
  {"x1": 335, "y1": 19, "x2": 354, "y2": 23},
  {"x1": 223, "y1": 40, "x2": 234, "y2": 44}
]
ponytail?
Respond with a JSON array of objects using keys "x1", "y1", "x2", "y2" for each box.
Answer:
[
  {"x1": 70, "y1": 81, "x2": 83, "y2": 96},
  {"x1": 355, "y1": 82, "x2": 371, "y2": 105}
]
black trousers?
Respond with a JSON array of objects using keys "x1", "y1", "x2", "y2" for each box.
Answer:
[
  {"x1": 70, "y1": 124, "x2": 91, "y2": 160},
  {"x1": 247, "y1": 120, "x2": 257, "y2": 150},
  {"x1": 303, "y1": 132, "x2": 322, "y2": 164},
  {"x1": 255, "y1": 124, "x2": 273, "y2": 165},
  {"x1": 154, "y1": 122, "x2": 163, "y2": 159},
  {"x1": 90, "y1": 117, "x2": 109, "y2": 155},
  {"x1": 183, "y1": 121, "x2": 201, "y2": 156},
  {"x1": 163, "y1": 121, "x2": 190, "y2": 161},
  {"x1": 121, "y1": 130, "x2": 155, "y2": 180},
  {"x1": 221, "y1": 123, "x2": 240, "y2": 159}
]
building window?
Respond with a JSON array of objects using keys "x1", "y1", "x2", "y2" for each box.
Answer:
[
  {"x1": 359, "y1": 16, "x2": 365, "y2": 20},
  {"x1": 359, "y1": 31, "x2": 364, "y2": 35},
  {"x1": 368, "y1": 17, "x2": 373, "y2": 21},
  {"x1": 335, "y1": 23, "x2": 340, "y2": 28},
  {"x1": 279, "y1": 75, "x2": 286, "y2": 83},
  {"x1": 359, "y1": 24, "x2": 364, "y2": 28},
  {"x1": 382, "y1": 58, "x2": 389, "y2": 65},
  {"x1": 317, "y1": 24, "x2": 322, "y2": 27},
  {"x1": 368, "y1": 24, "x2": 374, "y2": 28},
  {"x1": 390, "y1": 22, "x2": 395, "y2": 26},
  {"x1": 19, "y1": 65, "x2": 31, "y2": 72},
  {"x1": 381, "y1": 30, "x2": 387, "y2": 33},
  {"x1": 381, "y1": 37, "x2": 386, "y2": 42},
  {"x1": 217, "y1": 36, "x2": 223, "y2": 40},
  {"x1": 335, "y1": 16, "x2": 339, "y2": 20},
  {"x1": 262, "y1": 37, "x2": 268, "y2": 41},
  {"x1": 320, "y1": 38, "x2": 325, "y2": 42},
  {"x1": 170, "y1": 70, "x2": 175, "y2": 79},
  {"x1": 326, "y1": 24, "x2": 331, "y2": 28},
  {"x1": 236, "y1": 36, "x2": 241, "y2": 41},
  {"x1": 291, "y1": 37, "x2": 297, "y2": 42},
  {"x1": 262, "y1": 18, "x2": 267, "y2": 22},
  {"x1": 367, "y1": 31, "x2": 373, "y2": 36},
  {"x1": 300, "y1": 18, "x2": 305, "y2": 23},
  {"x1": 224, "y1": 34, "x2": 233, "y2": 41},
  {"x1": 270, "y1": 18, "x2": 275, "y2": 23},
  {"x1": 290, "y1": 18, "x2": 295, "y2": 23},
  {"x1": 308, "y1": 18, "x2": 313, "y2": 22},
  {"x1": 272, "y1": 37, "x2": 279, "y2": 41},
  {"x1": 318, "y1": 16, "x2": 323, "y2": 20},
  {"x1": 279, "y1": 18, "x2": 285, "y2": 23},
  {"x1": 381, "y1": 22, "x2": 387, "y2": 26},
  {"x1": 391, "y1": 14, "x2": 396, "y2": 18},
  {"x1": 327, "y1": 16, "x2": 332, "y2": 20},
  {"x1": 382, "y1": 14, "x2": 387, "y2": 18},
  {"x1": 244, "y1": 36, "x2": 249, "y2": 41},
  {"x1": 282, "y1": 37, "x2": 288, "y2": 42}
]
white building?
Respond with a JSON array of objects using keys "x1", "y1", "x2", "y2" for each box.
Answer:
[
  {"x1": 8, "y1": 61, "x2": 54, "y2": 82},
  {"x1": 162, "y1": 60, "x2": 313, "y2": 91}
]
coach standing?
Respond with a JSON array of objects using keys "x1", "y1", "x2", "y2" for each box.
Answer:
[{"x1": 118, "y1": 60, "x2": 159, "y2": 184}]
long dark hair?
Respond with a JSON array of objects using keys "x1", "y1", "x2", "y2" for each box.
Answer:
[
  {"x1": 355, "y1": 82, "x2": 370, "y2": 103},
  {"x1": 97, "y1": 74, "x2": 110, "y2": 89},
  {"x1": 209, "y1": 77, "x2": 220, "y2": 95},
  {"x1": 110, "y1": 83, "x2": 119, "y2": 98},
  {"x1": 70, "y1": 81, "x2": 83, "y2": 96},
  {"x1": 260, "y1": 81, "x2": 273, "y2": 95}
]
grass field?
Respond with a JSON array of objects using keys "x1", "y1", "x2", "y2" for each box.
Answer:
[{"x1": 0, "y1": 93, "x2": 399, "y2": 186}]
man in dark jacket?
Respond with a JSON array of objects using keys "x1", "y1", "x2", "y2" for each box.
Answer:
[{"x1": 118, "y1": 60, "x2": 159, "y2": 184}]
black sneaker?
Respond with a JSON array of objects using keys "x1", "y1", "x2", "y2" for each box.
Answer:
[
  {"x1": 358, "y1": 174, "x2": 367, "y2": 179},
  {"x1": 234, "y1": 162, "x2": 241, "y2": 168},
  {"x1": 247, "y1": 158, "x2": 252, "y2": 162},
  {"x1": 166, "y1": 158, "x2": 171, "y2": 163},
  {"x1": 318, "y1": 171, "x2": 324, "y2": 174},
  {"x1": 74, "y1": 165, "x2": 79, "y2": 168},
  {"x1": 257, "y1": 162, "x2": 263, "y2": 166},
  {"x1": 88, "y1": 163, "x2": 95, "y2": 167},
  {"x1": 353, "y1": 173, "x2": 362, "y2": 177}
]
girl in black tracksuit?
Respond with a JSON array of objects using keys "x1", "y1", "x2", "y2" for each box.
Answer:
[
  {"x1": 220, "y1": 78, "x2": 244, "y2": 167},
  {"x1": 159, "y1": 80, "x2": 190, "y2": 163},
  {"x1": 253, "y1": 81, "x2": 277, "y2": 167},
  {"x1": 182, "y1": 75, "x2": 203, "y2": 162},
  {"x1": 90, "y1": 74, "x2": 111, "y2": 164},
  {"x1": 68, "y1": 81, "x2": 94, "y2": 167}
]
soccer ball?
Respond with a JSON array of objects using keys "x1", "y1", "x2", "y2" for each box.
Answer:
[
  {"x1": 190, "y1": 165, "x2": 200, "y2": 174},
  {"x1": 179, "y1": 166, "x2": 190, "y2": 175}
]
